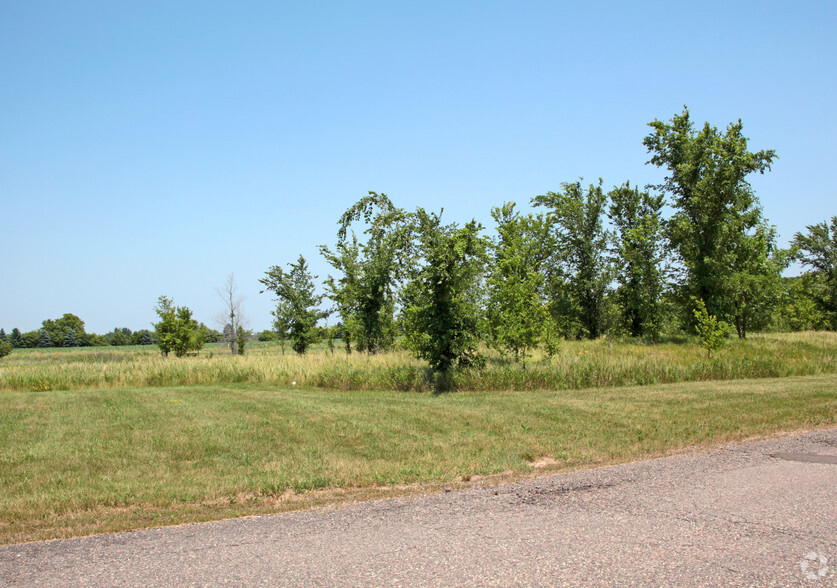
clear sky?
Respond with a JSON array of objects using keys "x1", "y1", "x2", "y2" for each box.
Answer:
[{"x1": 2, "y1": 1, "x2": 835, "y2": 334}]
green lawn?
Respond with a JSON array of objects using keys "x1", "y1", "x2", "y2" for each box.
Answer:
[{"x1": 1, "y1": 374, "x2": 835, "y2": 544}]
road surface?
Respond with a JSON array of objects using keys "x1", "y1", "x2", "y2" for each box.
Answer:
[{"x1": 2, "y1": 428, "x2": 836, "y2": 586}]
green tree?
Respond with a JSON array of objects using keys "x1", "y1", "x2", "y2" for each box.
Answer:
[
  {"x1": 608, "y1": 182, "x2": 668, "y2": 339},
  {"x1": 41, "y1": 314, "x2": 86, "y2": 344},
  {"x1": 109, "y1": 330, "x2": 128, "y2": 346},
  {"x1": 9, "y1": 328, "x2": 22, "y2": 348},
  {"x1": 260, "y1": 255, "x2": 328, "y2": 354},
  {"x1": 485, "y1": 202, "x2": 552, "y2": 365},
  {"x1": 793, "y1": 216, "x2": 837, "y2": 329},
  {"x1": 38, "y1": 329, "x2": 53, "y2": 348},
  {"x1": 22, "y1": 331, "x2": 39, "y2": 348},
  {"x1": 270, "y1": 299, "x2": 293, "y2": 355},
  {"x1": 63, "y1": 328, "x2": 78, "y2": 347},
  {"x1": 235, "y1": 325, "x2": 251, "y2": 355},
  {"x1": 0, "y1": 340, "x2": 11, "y2": 359},
  {"x1": 0, "y1": 329, "x2": 6, "y2": 342},
  {"x1": 693, "y1": 299, "x2": 729, "y2": 357},
  {"x1": 533, "y1": 180, "x2": 614, "y2": 339},
  {"x1": 727, "y1": 223, "x2": 790, "y2": 337},
  {"x1": 775, "y1": 275, "x2": 829, "y2": 331},
  {"x1": 401, "y1": 209, "x2": 489, "y2": 377},
  {"x1": 320, "y1": 192, "x2": 411, "y2": 354},
  {"x1": 644, "y1": 107, "x2": 777, "y2": 329},
  {"x1": 258, "y1": 330, "x2": 276, "y2": 342},
  {"x1": 154, "y1": 296, "x2": 204, "y2": 357}
]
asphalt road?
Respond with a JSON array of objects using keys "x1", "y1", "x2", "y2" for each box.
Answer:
[{"x1": 2, "y1": 428, "x2": 836, "y2": 586}]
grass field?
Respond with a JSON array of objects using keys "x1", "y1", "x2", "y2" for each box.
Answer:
[
  {"x1": 0, "y1": 332, "x2": 835, "y2": 544},
  {"x1": 1, "y1": 331, "x2": 835, "y2": 393}
]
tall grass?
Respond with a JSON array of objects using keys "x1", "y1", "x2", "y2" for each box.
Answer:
[{"x1": 1, "y1": 332, "x2": 834, "y2": 393}]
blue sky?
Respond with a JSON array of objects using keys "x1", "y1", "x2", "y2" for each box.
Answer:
[{"x1": 2, "y1": 1, "x2": 835, "y2": 334}]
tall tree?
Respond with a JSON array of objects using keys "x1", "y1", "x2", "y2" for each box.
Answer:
[
  {"x1": 320, "y1": 192, "x2": 411, "y2": 354},
  {"x1": 533, "y1": 180, "x2": 614, "y2": 339},
  {"x1": 643, "y1": 107, "x2": 777, "y2": 328},
  {"x1": 260, "y1": 255, "x2": 328, "y2": 354},
  {"x1": 607, "y1": 182, "x2": 668, "y2": 339},
  {"x1": 793, "y1": 216, "x2": 837, "y2": 329},
  {"x1": 485, "y1": 202, "x2": 552, "y2": 364},
  {"x1": 401, "y1": 209, "x2": 488, "y2": 376}
]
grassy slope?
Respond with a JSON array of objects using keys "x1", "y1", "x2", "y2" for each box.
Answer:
[{"x1": 1, "y1": 373, "x2": 835, "y2": 544}]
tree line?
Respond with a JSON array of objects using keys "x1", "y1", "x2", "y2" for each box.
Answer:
[
  {"x1": 2, "y1": 108, "x2": 834, "y2": 366},
  {"x1": 259, "y1": 108, "x2": 836, "y2": 375}
]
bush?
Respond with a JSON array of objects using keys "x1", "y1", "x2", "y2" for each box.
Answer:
[{"x1": 0, "y1": 340, "x2": 12, "y2": 359}]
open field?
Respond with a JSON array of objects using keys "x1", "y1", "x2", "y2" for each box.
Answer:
[
  {"x1": 1, "y1": 372, "x2": 835, "y2": 544},
  {"x1": 1, "y1": 331, "x2": 835, "y2": 392}
]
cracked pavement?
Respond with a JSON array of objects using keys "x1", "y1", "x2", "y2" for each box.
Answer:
[{"x1": 2, "y1": 427, "x2": 836, "y2": 586}]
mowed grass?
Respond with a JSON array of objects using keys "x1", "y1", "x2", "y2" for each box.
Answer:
[
  {"x1": 1, "y1": 331, "x2": 835, "y2": 392},
  {"x1": 1, "y1": 374, "x2": 835, "y2": 544}
]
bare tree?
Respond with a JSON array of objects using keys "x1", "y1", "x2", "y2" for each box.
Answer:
[{"x1": 215, "y1": 273, "x2": 248, "y2": 354}]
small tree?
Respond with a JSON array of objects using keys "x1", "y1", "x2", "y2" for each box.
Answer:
[
  {"x1": 235, "y1": 325, "x2": 251, "y2": 356},
  {"x1": 0, "y1": 340, "x2": 12, "y2": 358},
  {"x1": 260, "y1": 255, "x2": 328, "y2": 354},
  {"x1": 10, "y1": 328, "x2": 23, "y2": 348},
  {"x1": 63, "y1": 328, "x2": 78, "y2": 347},
  {"x1": 154, "y1": 295, "x2": 204, "y2": 357},
  {"x1": 693, "y1": 299, "x2": 729, "y2": 357},
  {"x1": 215, "y1": 273, "x2": 249, "y2": 355},
  {"x1": 38, "y1": 329, "x2": 53, "y2": 348},
  {"x1": 486, "y1": 202, "x2": 551, "y2": 367}
]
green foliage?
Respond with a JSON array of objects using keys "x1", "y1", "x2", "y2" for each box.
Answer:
[
  {"x1": 108, "y1": 330, "x2": 129, "y2": 346},
  {"x1": 486, "y1": 202, "x2": 551, "y2": 364},
  {"x1": 401, "y1": 209, "x2": 489, "y2": 375},
  {"x1": 41, "y1": 314, "x2": 86, "y2": 346},
  {"x1": 320, "y1": 192, "x2": 410, "y2": 354},
  {"x1": 38, "y1": 329, "x2": 53, "y2": 348},
  {"x1": 260, "y1": 255, "x2": 328, "y2": 355},
  {"x1": 0, "y1": 340, "x2": 12, "y2": 359},
  {"x1": 692, "y1": 299, "x2": 729, "y2": 357},
  {"x1": 257, "y1": 330, "x2": 276, "y2": 342},
  {"x1": 727, "y1": 224, "x2": 790, "y2": 337},
  {"x1": 63, "y1": 328, "x2": 78, "y2": 347},
  {"x1": 644, "y1": 107, "x2": 777, "y2": 330},
  {"x1": 775, "y1": 275, "x2": 829, "y2": 332},
  {"x1": 533, "y1": 180, "x2": 614, "y2": 339},
  {"x1": 129, "y1": 329, "x2": 157, "y2": 345},
  {"x1": 10, "y1": 328, "x2": 23, "y2": 348},
  {"x1": 235, "y1": 326, "x2": 251, "y2": 356},
  {"x1": 608, "y1": 182, "x2": 668, "y2": 340},
  {"x1": 793, "y1": 216, "x2": 837, "y2": 329},
  {"x1": 0, "y1": 329, "x2": 6, "y2": 342},
  {"x1": 154, "y1": 296, "x2": 204, "y2": 357}
]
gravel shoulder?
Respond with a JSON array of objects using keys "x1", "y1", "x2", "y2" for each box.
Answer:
[{"x1": 3, "y1": 427, "x2": 836, "y2": 586}]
